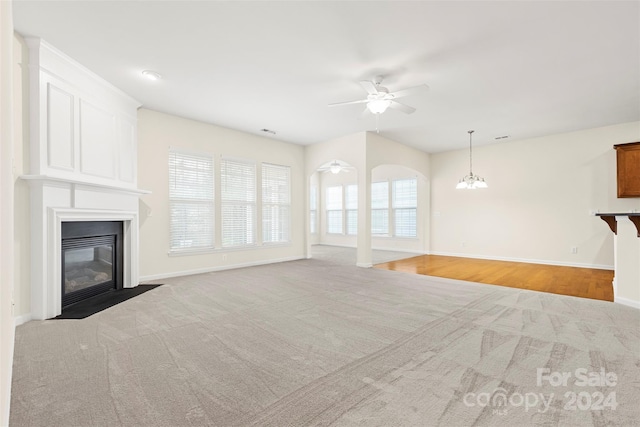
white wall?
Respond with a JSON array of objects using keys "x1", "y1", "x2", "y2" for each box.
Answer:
[
  {"x1": 137, "y1": 109, "x2": 306, "y2": 280},
  {"x1": 430, "y1": 121, "x2": 640, "y2": 268},
  {"x1": 0, "y1": 1, "x2": 15, "y2": 424}
]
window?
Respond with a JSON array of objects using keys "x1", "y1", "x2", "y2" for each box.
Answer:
[
  {"x1": 371, "y1": 181, "x2": 389, "y2": 235},
  {"x1": 168, "y1": 150, "x2": 214, "y2": 252},
  {"x1": 345, "y1": 184, "x2": 358, "y2": 235},
  {"x1": 310, "y1": 185, "x2": 317, "y2": 234},
  {"x1": 326, "y1": 186, "x2": 343, "y2": 234},
  {"x1": 262, "y1": 163, "x2": 290, "y2": 243},
  {"x1": 393, "y1": 178, "x2": 417, "y2": 237},
  {"x1": 221, "y1": 158, "x2": 256, "y2": 247}
]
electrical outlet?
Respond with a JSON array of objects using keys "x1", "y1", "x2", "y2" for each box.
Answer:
[
  {"x1": 222, "y1": 254, "x2": 228, "y2": 262},
  {"x1": 461, "y1": 241, "x2": 467, "y2": 248},
  {"x1": 571, "y1": 247, "x2": 578, "y2": 254}
]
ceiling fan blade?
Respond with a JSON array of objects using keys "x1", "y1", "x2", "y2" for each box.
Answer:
[
  {"x1": 388, "y1": 84, "x2": 429, "y2": 99},
  {"x1": 389, "y1": 100, "x2": 416, "y2": 114},
  {"x1": 360, "y1": 107, "x2": 371, "y2": 118},
  {"x1": 328, "y1": 99, "x2": 368, "y2": 107},
  {"x1": 359, "y1": 80, "x2": 379, "y2": 95}
]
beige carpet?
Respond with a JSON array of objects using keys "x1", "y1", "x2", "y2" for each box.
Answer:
[{"x1": 10, "y1": 253, "x2": 640, "y2": 426}]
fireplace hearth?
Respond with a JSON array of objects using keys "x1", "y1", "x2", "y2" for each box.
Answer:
[{"x1": 61, "y1": 221, "x2": 123, "y2": 308}]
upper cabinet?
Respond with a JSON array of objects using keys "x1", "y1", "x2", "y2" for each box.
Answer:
[
  {"x1": 614, "y1": 142, "x2": 640, "y2": 198},
  {"x1": 26, "y1": 38, "x2": 141, "y2": 189}
]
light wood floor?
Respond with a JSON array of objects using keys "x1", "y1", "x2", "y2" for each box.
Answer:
[{"x1": 375, "y1": 255, "x2": 614, "y2": 302}]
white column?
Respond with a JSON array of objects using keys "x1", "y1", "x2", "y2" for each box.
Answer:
[
  {"x1": 613, "y1": 216, "x2": 640, "y2": 309},
  {"x1": 356, "y1": 166, "x2": 372, "y2": 267}
]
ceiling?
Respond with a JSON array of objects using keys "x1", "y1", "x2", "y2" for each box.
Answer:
[{"x1": 12, "y1": 1, "x2": 640, "y2": 153}]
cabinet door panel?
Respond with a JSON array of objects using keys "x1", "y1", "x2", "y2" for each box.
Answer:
[{"x1": 616, "y1": 142, "x2": 640, "y2": 198}]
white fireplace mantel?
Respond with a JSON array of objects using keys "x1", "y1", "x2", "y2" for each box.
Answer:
[{"x1": 24, "y1": 177, "x2": 146, "y2": 319}]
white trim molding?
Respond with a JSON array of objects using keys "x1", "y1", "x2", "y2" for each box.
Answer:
[
  {"x1": 13, "y1": 313, "x2": 32, "y2": 327},
  {"x1": 139, "y1": 255, "x2": 304, "y2": 282},
  {"x1": 615, "y1": 296, "x2": 640, "y2": 310}
]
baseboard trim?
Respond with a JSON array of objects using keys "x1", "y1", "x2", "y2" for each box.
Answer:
[
  {"x1": 356, "y1": 262, "x2": 373, "y2": 268},
  {"x1": 313, "y1": 243, "x2": 427, "y2": 255},
  {"x1": 13, "y1": 313, "x2": 32, "y2": 327},
  {"x1": 614, "y1": 296, "x2": 640, "y2": 310},
  {"x1": 313, "y1": 243, "x2": 354, "y2": 249},
  {"x1": 372, "y1": 247, "x2": 426, "y2": 254},
  {"x1": 139, "y1": 255, "x2": 305, "y2": 282},
  {"x1": 428, "y1": 251, "x2": 614, "y2": 271}
]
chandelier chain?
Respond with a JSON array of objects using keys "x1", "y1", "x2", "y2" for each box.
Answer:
[{"x1": 468, "y1": 130, "x2": 474, "y2": 174}]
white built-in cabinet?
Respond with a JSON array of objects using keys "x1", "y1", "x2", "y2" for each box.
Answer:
[{"x1": 26, "y1": 38, "x2": 141, "y2": 189}]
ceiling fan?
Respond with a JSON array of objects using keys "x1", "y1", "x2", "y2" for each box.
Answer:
[
  {"x1": 329, "y1": 76, "x2": 429, "y2": 115},
  {"x1": 317, "y1": 160, "x2": 355, "y2": 174}
]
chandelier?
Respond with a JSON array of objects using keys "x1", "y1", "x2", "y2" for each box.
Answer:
[{"x1": 456, "y1": 130, "x2": 488, "y2": 189}]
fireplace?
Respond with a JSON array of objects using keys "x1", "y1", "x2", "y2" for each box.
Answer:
[
  {"x1": 27, "y1": 206, "x2": 140, "y2": 320},
  {"x1": 61, "y1": 221, "x2": 124, "y2": 308}
]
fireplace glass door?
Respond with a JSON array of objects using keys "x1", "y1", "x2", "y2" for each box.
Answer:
[{"x1": 61, "y1": 221, "x2": 123, "y2": 308}]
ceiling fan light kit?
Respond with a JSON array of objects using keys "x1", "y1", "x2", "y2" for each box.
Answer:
[
  {"x1": 329, "y1": 162, "x2": 342, "y2": 174},
  {"x1": 367, "y1": 99, "x2": 392, "y2": 114},
  {"x1": 456, "y1": 130, "x2": 488, "y2": 190},
  {"x1": 316, "y1": 160, "x2": 354, "y2": 174},
  {"x1": 141, "y1": 70, "x2": 162, "y2": 81},
  {"x1": 329, "y1": 76, "x2": 427, "y2": 118}
]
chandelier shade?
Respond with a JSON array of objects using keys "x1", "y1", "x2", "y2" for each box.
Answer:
[{"x1": 456, "y1": 130, "x2": 487, "y2": 190}]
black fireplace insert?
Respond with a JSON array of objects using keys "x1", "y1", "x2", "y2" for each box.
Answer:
[{"x1": 61, "y1": 221, "x2": 123, "y2": 308}]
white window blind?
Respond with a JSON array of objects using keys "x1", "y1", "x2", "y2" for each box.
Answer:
[
  {"x1": 393, "y1": 178, "x2": 417, "y2": 237},
  {"x1": 262, "y1": 163, "x2": 290, "y2": 244},
  {"x1": 326, "y1": 186, "x2": 343, "y2": 234},
  {"x1": 345, "y1": 184, "x2": 358, "y2": 235},
  {"x1": 371, "y1": 181, "x2": 389, "y2": 235},
  {"x1": 169, "y1": 150, "x2": 214, "y2": 252},
  {"x1": 221, "y1": 158, "x2": 256, "y2": 247},
  {"x1": 310, "y1": 185, "x2": 317, "y2": 234}
]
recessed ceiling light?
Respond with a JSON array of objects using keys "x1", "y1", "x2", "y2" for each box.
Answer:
[{"x1": 141, "y1": 70, "x2": 162, "y2": 81}]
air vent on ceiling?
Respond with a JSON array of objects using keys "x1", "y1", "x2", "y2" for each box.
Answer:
[
  {"x1": 495, "y1": 135, "x2": 510, "y2": 140},
  {"x1": 260, "y1": 129, "x2": 276, "y2": 135}
]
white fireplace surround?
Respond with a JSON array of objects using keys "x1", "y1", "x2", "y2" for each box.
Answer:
[
  {"x1": 44, "y1": 207, "x2": 139, "y2": 319},
  {"x1": 22, "y1": 39, "x2": 146, "y2": 320},
  {"x1": 22, "y1": 177, "x2": 147, "y2": 320}
]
